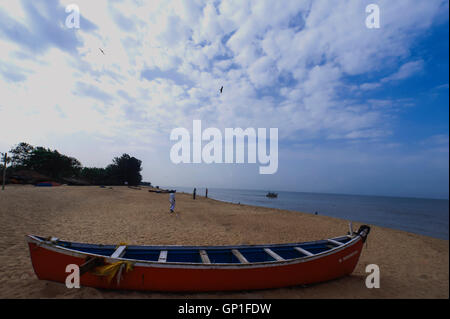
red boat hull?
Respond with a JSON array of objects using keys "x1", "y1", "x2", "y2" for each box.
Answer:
[{"x1": 27, "y1": 238, "x2": 364, "y2": 292}]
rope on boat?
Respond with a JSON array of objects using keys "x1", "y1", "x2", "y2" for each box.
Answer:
[
  {"x1": 89, "y1": 242, "x2": 134, "y2": 285},
  {"x1": 91, "y1": 260, "x2": 134, "y2": 285}
]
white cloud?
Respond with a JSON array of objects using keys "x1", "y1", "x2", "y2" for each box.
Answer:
[
  {"x1": 382, "y1": 60, "x2": 424, "y2": 82},
  {"x1": 248, "y1": 56, "x2": 277, "y2": 88},
  {"x1": 0, "y1": 1, "x2": 444, "y2": 136},
  {"x1": 360, "y1": 59, "x2": 424, "y2": 90}
]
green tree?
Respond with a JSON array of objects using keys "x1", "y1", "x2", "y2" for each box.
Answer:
[
  {"x1": 80, "y1": 167, "x2": 109, "y2": 185},
  {"x1": 9, "y1": 142, "x2": 34, "y2": 168},
  {"x1": 25, "y1": 147, "x2": 82, "y2": 179},
  {"x1": 111, "y1": 154, "x2": 142, "y2": 186},
  {"x1": 7, "y1": 143, "x2": 144, "y2": 186}
]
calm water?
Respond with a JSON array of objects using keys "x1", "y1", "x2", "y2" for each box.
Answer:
[{"x1": 165, "y1": 186, "x2": 449, "y2": 240}]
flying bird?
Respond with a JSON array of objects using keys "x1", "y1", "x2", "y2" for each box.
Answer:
[
  {"x1": 99, "y1": 48, "x2": 105, "y2": 55},
  {"x1": 220, "y1": 86, "x2": 223, "y2": 94}
]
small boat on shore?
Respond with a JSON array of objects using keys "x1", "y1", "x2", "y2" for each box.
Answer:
[
  {"x1": 148, "y1": 189, "x2": 175, "y2": 194},
  {"x1": 26, "y1": 225, "x2": 370, "y2": 292}
]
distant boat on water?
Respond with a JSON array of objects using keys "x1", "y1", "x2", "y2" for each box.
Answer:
[{"x1": 266, "y1": 192, "x2": 278, "y2": 198}]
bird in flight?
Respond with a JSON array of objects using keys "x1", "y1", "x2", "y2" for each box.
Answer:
[
  {"x1": 220, "y1": 86, "x2": 223, "y2": 94},
  {"x1": 99, "y1": 48, "x2": 105, "y2": 55}
]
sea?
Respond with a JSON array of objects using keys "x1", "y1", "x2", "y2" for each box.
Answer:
[{"x1": 162, "y1": 186, "x2": 449, "y2": 240}]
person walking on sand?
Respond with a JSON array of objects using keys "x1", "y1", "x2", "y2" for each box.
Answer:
[
  {"x1": 205, "y1": 188, "x2": 208, "y2": 198},
  {"x1": 193, "y1": 188, "x2": 196, "y2": 200},
  {"x1": 169, "y1": 191, "x2": 176, "y2": 213}
]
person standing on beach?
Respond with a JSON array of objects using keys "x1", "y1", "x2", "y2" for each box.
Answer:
[
  {"x1": 205, "y1": 188, "x2": 208, "y2": 198},
  {"x1": 169, "y1": 191, "x2": 176, "y2": 213},
  {"x1": 193, "y1": 188, "x2": 196, "y2": 200}
]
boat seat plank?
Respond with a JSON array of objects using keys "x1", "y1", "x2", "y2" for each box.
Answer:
[
  {"x1": 327, "y1": 239, "x2": 344, "y2": 246},
  {"x1": 110, "y1": 245, "x2": 127, "y2": 258},
  {"x1": 294, "y1": 246, "x2": 314, "y2": 257},
  {"x1": 231, "y1": 249, "x2": 249, "y2": 264},
  {"x1": 199, "y1": 250, "x2": 211, "y2": 264},
  {"x1": 158, "y1": 250, "x2": 168, "y2": 263},
  {"x1": 264, "y1": 248, "x2": 284, "y2": 261}
]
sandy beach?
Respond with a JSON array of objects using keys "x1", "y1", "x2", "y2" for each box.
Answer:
[{"x1": 0, "y1": 185, "x2": 448, "y2": 299}]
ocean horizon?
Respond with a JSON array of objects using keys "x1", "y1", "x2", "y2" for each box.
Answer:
[{"x1": 163, "y1": 186, "x2": 449, "y2": 240}]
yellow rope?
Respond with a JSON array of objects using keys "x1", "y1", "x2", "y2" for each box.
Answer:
[
  {"x1": 91, "y1": 242, "x2": 132, "y2": 284},
  {"x1": 91, "y1": 261, "x2": 134, "y2": 284}
]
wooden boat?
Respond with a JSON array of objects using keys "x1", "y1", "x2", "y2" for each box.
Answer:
[
  {"x1": 148, "y1": 189, "x2": 175, "y2": 194},
  {"x1": 26, "y1": 225, "x2": 370, "y2": 292},
  {"x1": 266, "y1": 192, "x2": 278, "y2": 198}
]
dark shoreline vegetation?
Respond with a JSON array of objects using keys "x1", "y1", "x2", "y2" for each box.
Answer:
[{"x1": 1, "y1": 142, "x2": 144, "y2": 186}]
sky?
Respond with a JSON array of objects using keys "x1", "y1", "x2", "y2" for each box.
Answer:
[{"x1": 0, "y1": 0, "x2": 448, "y2": 199}]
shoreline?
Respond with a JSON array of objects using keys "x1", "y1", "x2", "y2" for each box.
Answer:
[
  {"x1": 172, "y1": 186, "x2": 450, "y2": 201},
  {"x1": 0, "y1": 185, "x2": 448, "y2": 298},
  {"x1": 175, "y1": 189, "x2": 449, "y2": 240}
]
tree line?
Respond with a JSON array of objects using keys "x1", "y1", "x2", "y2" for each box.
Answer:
[{"x1": 5, "y1": 142, "x2": 143, "y2": 186}]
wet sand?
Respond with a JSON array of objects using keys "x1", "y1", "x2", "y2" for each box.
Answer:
[{"x1": 0, "y1": 185, "x2": 448, "y2": 298}]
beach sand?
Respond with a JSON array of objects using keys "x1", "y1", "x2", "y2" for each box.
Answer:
[{"x1": 0, "y1": 185, "x2": 448, "y2": 299}]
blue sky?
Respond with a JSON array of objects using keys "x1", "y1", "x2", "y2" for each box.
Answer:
[{"x1": 0, "y1": 0, "x2": 448, "y2": 199}]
